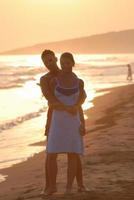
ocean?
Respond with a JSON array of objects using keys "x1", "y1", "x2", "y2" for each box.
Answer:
[{"x1": 0, "y1": 53, "x2": 133, "y2": 181}]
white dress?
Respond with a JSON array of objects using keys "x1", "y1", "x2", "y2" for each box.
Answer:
[{"x1": 46, "y1": 78, "x2": 84, "y2": 154}]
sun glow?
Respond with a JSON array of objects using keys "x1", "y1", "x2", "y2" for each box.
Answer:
[{"x1": 29, "y1": 0, "x2": 76, "y2": 5}]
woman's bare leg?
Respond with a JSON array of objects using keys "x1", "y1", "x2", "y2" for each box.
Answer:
[
  {"x1": 47, "y1": 153, "x2": 58, "y2": 194},
  {"x1": 66, "y1": 153, "x2": 77, "y2": 192},
  {"x1": 76, "y1": 155, "x2": 84, "y2": 188},
  {"x1": 76, "y1": 155, "x2": 89, "y2": 192},
  {"x1": 44, "y1": 154, "x2": 49, "y2": 191}
]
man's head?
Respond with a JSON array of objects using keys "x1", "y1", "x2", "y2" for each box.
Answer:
[{"x1": 41, "y1": 49, "x2": 58, "y2": 72}]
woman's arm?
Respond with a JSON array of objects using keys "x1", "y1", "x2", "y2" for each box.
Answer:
[
  {"x1": 66, "y1": 79, "x2": 86, "y2": 110},
  {"x1": 60, "y1": 79, "x2": 86, "y2": 115},
  {"x1": 48, "y1": 78, "x2": 75, "y2": 113},
  {"x1": 49, "y1": 77, "x2": 84, "y2": 115},
  {"x1": 76, "y1": 79, "x2": 87, "y2": 107}
]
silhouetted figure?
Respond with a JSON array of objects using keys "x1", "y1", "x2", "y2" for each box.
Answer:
[
  {"x1": 40, "y1": 50, "x2": 88, "y2": 195},
  {"x1": 127, "y1": 64, "x2": 132, "y2": 81}
]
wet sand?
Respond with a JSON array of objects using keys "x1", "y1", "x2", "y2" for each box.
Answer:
[{"x1": 0, "y1": 84, "x2": 134, "y2": 200}]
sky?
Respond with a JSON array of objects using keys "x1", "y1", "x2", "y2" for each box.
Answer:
[{"x1": 0, "y1": 0, "x2": 134, "y2": 52}]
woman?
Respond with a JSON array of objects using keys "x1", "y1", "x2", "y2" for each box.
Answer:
[{"x1": 46, "y1": 52, "x2": 86, "y2": 195}]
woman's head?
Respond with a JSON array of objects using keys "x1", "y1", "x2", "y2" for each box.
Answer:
[{"x1": 60, "y1": 52, "x2": 75, "y2": 73}]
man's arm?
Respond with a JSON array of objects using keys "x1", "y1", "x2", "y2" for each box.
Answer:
[
  {"x1": 40, "y1": 75, "x2": 85, "y2": 114},
  {"x1": 62, "y1": 79, "x2": 86, "y2": 115},
  {"x1": 70, "y1": 73, "x2": 86, "y2": 107},
  {"x1": 40, "y1": 75, "x2": 67, "y2": 110},
  {"x1": 40, "y1": 75, "x2": 59, "y2": 105}
]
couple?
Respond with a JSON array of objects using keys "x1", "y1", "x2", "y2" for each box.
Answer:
[{"x1": 40, "y1": 50, "x2": 88, "y2": 195}]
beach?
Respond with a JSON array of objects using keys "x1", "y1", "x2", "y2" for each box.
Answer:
[
  {"x1": 0, "y1": 83, "x2": 134, "y2": 200},
  {"x1": 1, "y1": 0, "x2": 134, "y2": 199}
]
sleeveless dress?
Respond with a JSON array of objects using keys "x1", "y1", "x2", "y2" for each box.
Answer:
[{"x1": 46, "y1": 78, "x2": 84, "y2": 155}]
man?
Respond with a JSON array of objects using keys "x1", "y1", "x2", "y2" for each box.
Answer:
[
  {"x1": 40, "y1": 50, "x2": 87, "y2": 194},
  {"x1": 127, "y1": 64, "x2": 132, "y2": 81}
]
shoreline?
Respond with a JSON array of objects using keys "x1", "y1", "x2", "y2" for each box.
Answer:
[{"x1": 0, "y1": 84, "x2": 134, "y2": 200}]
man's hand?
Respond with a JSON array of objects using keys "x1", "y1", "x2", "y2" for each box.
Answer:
[
  {"x1": 51, "y1": 102, "x2": 65, "y2": 110},
  {"x1": 51, "y1": 103, "x2": 78, "y2": 115},
  {"x1": 65, "y1": 105, "x2": 78, "y2": 115}
]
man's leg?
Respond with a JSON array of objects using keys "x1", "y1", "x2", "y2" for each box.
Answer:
[
  {"x1": 75, "y1": 108, "x2": 85, "y2": 188},
  {"x1": 43, "y1": 107, "x2": 53, "y2": 192},
  {"x1": 77, "y1": 108, "x2": 89, "y2": 191}
]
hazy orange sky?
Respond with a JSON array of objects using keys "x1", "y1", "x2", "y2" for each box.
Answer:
[{"x1": 0, "y1": 0, "x2": 134, "y2": 52}]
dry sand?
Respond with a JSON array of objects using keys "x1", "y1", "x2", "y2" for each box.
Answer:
[{"x1": 0, "y1": 84, "x2": 134, "y2": 200}]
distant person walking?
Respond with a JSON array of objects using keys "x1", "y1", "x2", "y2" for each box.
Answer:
[{"x1": 127, "y1": 64, "x2": 132, "y2": 81}]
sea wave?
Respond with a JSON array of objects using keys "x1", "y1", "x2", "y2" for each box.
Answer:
[
  {"x1": 0, "y1": 107, "x2": 47, "y2": 133},
  {"x1": 0, "y1": 66, "x2": 45, "y2": 89},
  {"x1": 0, "y1": 157, "x2": 27, "y2": 164}
]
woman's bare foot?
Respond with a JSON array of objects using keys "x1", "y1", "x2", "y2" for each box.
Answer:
[
  {"x1": 64, "y1": 187, "x2": 73, "y2": 195},
  {"x1": 77, "y1": 186, "x2": 90, "y2": 192},
  {"x1": 40, "y1": 187, "x2": 57, "y2": 196}
]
